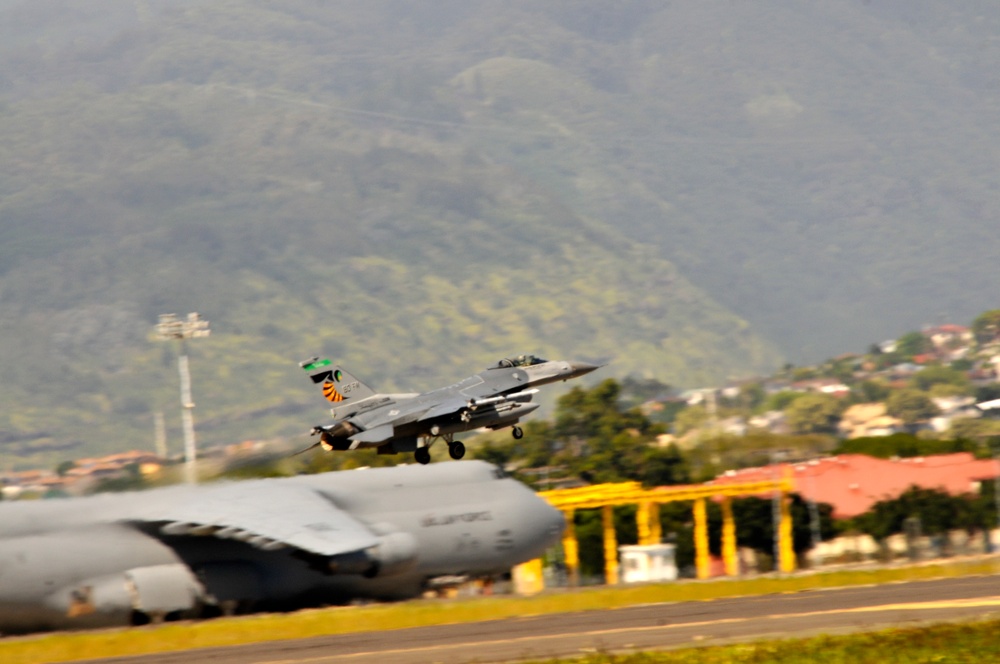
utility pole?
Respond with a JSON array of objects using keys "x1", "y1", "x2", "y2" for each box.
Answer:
[{"x1": 155, "y1": 313, "x2": 210, "y2": 484}]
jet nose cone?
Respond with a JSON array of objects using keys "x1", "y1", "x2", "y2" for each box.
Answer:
[{"x1": 566, "y1": 361, "x2": 602, "y2": 378}]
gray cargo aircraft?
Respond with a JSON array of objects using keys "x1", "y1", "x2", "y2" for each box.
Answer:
[
  {"x1": 0, "y1": 461, "x2": 563, "y2": 633},
  {"x1": 299, "y1": 354, "x2": 600, "y2": 464}
]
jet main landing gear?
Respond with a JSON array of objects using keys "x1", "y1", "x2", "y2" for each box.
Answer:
[{"x1": 414, "y1": 433, "x2": 466, "y2": 464}]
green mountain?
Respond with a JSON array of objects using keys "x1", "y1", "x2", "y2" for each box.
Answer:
[
  {"x1": 1, "y1": 1, "x2": 997, "y2": 464},
  {"x1": 0, "y1": 1, "x2": 782, "y2": 464}
]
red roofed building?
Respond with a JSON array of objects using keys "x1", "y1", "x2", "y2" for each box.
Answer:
[{"x1": 708, "y1": 453, "x2": 999, "y2": 520}]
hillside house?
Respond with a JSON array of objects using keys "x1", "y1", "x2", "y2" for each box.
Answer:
[
  {"x1": 747, "y1": 410, "x2": 789, "y2": 435},
  {"x1": 929, "y1": 396, "x2": 981, "y2": 433},
  {"x1": 924, "y1": 324, "x2": 973, "y2": 351},
  {"x1": 838, "y1": 403, "x2": 903, "y2": 438}
]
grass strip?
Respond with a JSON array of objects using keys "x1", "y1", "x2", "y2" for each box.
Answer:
[
  {"x1": 2, "y1": 558, "x2": 998, "y2": 664},
  {"x1": 523, "y1": 617, "x2": 1000, "y2": 663}
]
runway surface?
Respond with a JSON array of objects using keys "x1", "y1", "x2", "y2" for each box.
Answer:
[{"x1": 88, "y1": 575, "x2": 1000, "y2": 664}]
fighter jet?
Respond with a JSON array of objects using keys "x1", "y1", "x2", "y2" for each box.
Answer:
[
  {"x1": 0, "y1": 461, "x2": 564, "y2": 633},
  {"x1": 299, "y1": 354, "x2": 601, "y2": 464}
]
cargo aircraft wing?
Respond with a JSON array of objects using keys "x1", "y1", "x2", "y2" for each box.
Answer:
[{"x1": 127, "y1": 482, "x2": 380, "y2": 557}]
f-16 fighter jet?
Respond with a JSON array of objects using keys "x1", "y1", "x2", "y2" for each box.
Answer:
[{"x1": 299, "y1": 354, "x2": 601, "y2": 464}]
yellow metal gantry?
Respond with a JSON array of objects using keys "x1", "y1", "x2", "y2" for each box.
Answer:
[{"x1": 539, "y1": 474, "x2": 796, "y2": 584}]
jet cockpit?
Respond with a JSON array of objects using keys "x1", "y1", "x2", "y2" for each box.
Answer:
[{"x1": 495, "y1": 354, "x2": 547, "y2": 369}]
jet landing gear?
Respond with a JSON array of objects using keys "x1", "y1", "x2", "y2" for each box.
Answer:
[
  {"x1": 511, "y1": 426, "x2": 524, "y2": 440},
  {"x1": 414, "y1": 434, "x2": 466, "y2": 464}
]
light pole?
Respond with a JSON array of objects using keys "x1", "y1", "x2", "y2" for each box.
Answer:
[{"x1": 155, "y1": 313, "x2": 210, "y2": 484}]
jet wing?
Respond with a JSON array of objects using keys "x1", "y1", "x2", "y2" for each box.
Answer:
[
  {"x1": 128, "y1": 482, "x2": 380, "y2": 557},
  {"x1": 417, "y1": 397, "x2": 470, "y2": 422}
]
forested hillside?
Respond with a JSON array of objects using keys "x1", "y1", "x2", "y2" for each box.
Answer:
[{"x1": 1, "y1": 1, "x2": 997, "y2": 464}]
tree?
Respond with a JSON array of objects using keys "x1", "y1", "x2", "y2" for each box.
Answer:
[
  {"x1": 976, "y1": 384, "x2": 1000, "y2": 403},
  {"x1": 56, "y1": 460, "x2": 76, "y2": 477},
  {"x1": 763, "y1": 390, "x2": 807, "y2": 412},
  {"x1": 512, "y1": 421, "x2": 558, "y2": 468},
  {"x1": 948, "y1": 417, "x2": 1000, "y2": 441},
  {"x1": 972, "y1": 309, "x2": 1000, "y2": 345},
  {"x1": 785, "y1": 393, "x2": 842, "y2": 435},
  {"x1": 834, "y1": 433, "x2": 979, "y2": 458},
  {"x1": 909, "y1": 365, "x2": 971, "y2": 394},
  {"x1": 738, "y1": 382, "x2": 766, "y2": 411},
  {"x1": 639, "y1": 443, "x2": 690, "y2": 487},
  {"x1": 739, "y1": 495, "x2": 836, "y2": 557},
  {"x1": 618, "y1": 376, "x2": 672, "y2": 409},
  {"x1": 835, "y1": 433, "x2": 922, "y2": 458},
  {"x1": 896, "y1": 331, "x2": 932, "y2": 358},
  {"x1": 673, "y1": 405, "x2": 709, "y2": 436},
  {"x1": 852, "y1": 379, "x2": 890, "y2": 404},
  {"x1": 687, "y1": 431, "x2": 835, "y2": 482},
  {"x1": 886, "y1": 389, "x2": 940, "y2": 427},
  {"x1": 472, "y1": 439, "x2": 515, "y2": 469},
  {"x1": 572, "y1": 506, "x2": 640, "y2": 579},
  {"x1": 928, "y1": 383, "x2": 969, "y2": 399},
  {"x1": 855, "y1": 486, "x2": 979, "y2": 544},
  {"x1": 702, "y1": 495, "x2": 836, "y2": 567},
  {"x1": 554, "y1": 380, "x2": 630, "y2": 442},
  {"x1": 494, "y1": 379, "x2": 669, "y2": 486},
  {"x1": 950, "y1": 358, "x2": 974, "y2": 372}
]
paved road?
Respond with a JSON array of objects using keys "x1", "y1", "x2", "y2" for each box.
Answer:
[{"x1": 88, "y1": 575, "x2": 1000, "y2": 664}]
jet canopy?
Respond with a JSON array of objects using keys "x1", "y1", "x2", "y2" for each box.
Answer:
[{"x1": 495, "y1": 354, "x2": 548, "y2": 369}]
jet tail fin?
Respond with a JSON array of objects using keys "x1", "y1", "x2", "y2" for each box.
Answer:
[{"x1": 300, "y1": 358, "x2": 378, "y2": 405}]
